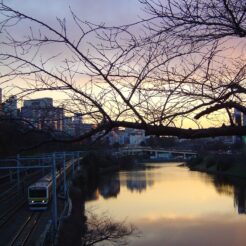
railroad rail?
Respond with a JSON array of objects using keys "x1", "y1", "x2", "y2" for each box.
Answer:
[
  {"x1": 0, "y1": 173, "x2": 11, "y2": 182},
  {"x1": 0, "y1": 181, "x2": 15, "y2": 193},
  {"x1": 9, "y1": 212, "x2": 42, "y2": 246},
  {"x1": 0, "y1": 171, "x2": 43, "y2": 203},
  {"x1": 0, "y1": 184, "x2": 18, "y2": 203},
  {"x1": 0, "y1": 199, "x2": 26, "y2": 229}
]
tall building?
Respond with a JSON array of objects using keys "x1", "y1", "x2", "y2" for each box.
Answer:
[
  {"x1": 243, "y1": 114, "x2": 246, "y2": 144},
  {"x1": 233, "y1": 108, "x2": 246, "y2": 144},
  {"x1": 64, "y1": 116, "x2": 75, "y2": 136},
  {"x1": 234, "y1": 108, "x2": 242, "y2": 126},
  {"x1": 107, "y1": 127, "x2": 146, "y2": 146},
  {"x1": 23, "y1": 97, "x2": 53, "y2": 108},
  {"x1": 74, "y1": 113, "x2": 83, "y2": 135},
  {"x1": 3, "y1": 95, "x2": 18, "y2": 117},
  {"x1": 63, "y1": 114, "x2": 93, "y2": 137},
  {"x1": 21, "y1": 98, "x2": 64, "y2": 131},
  {"x1": 128, "y1": 129, "x2": 146, "y2": 145}
]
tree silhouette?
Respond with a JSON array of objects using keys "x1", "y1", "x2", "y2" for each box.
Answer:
[{"x1": 1, "y1": 0, "x2": 246, "y2": 146}]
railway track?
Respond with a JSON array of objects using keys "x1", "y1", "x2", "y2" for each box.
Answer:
[
  {"x1": 0, "y1": 173, "x2": 11, "y2": 183},
  {"x1": 9, "y1": 212, "x2": 42, "y2": 246},
  {"x1": 0, "y1": 199, "x2": 26, "y2": 229},
  {"x1": 0, "y1": 180, "x2": 13, "y2": 192},
  {"x1": 0, "y1": 171, "x2": 43, "y2": 203},
  {"x1": 0, "y1": 185, "x2": 18, "y2": 202}
]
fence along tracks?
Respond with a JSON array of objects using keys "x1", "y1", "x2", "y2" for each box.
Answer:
[{"x1": 9, "y1": 212, "x2": 42, "y2": 246}]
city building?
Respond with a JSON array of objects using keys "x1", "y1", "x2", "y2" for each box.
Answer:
[
  {"x1": 128, "y1": 128, "x2": 146, "y2": 145},
  {"x1": 63, "y1": 116, "x2": 74, "y2": 136},
  {"x1": 3, "y1": 95, "x2": 18, "y2": 117},
  {"x1": 73, "y1": 113, "x2": 83, "y2": 136},
  {"x1": 81, "y1": 123, "x2": 94, "y2": 134},
  {"x1": 233, "y1": 108, "x2": 246, "y2": 144},
  {"x1": 243, "y1": 113, "x2": 246, "y2": 144},
  {"x1": 234, "y1": 108, "x2": 242, "y2": 126},
  {"x1": 21, "y1": 98, "x2": 64, "y2": 131},
  {"x1": 107, "y1": 127, "x2": 147, "y2": 146},
  {"x1": 108, "y1": 128, "x2": 128, "y2": 146},
  {"x1": 63, "y1": 114, "x2": 93, "y2": 137}
]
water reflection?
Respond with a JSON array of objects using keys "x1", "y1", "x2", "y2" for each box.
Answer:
[
  {"x1": 86, "y1": 164, "x2": 246, "y2": 216},
  {"x1": 235, "y1": 186, "x2": 246, "y2": 214},
  {"x1": 86, "y1": 163, "x2": 246, "y2": 245},
  {"x1": 122, "y1": 171, "x2": 154, "y2": 193},
  {"x1": 211, "y1": 175, "x2": 246, "y2": 214},
  {"x1": 132, "y1": 214, "x2": 246, "y2": 246},
  {"x1": 86, "y1": 172, "x2": 120, "y2": 201},
  {"x1": 98, "y1": 174, "x2": 120, "y2": 199}
]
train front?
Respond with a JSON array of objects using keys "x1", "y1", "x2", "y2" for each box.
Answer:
[{"x1": 28, "y1": 183, "x2": 49, "y2": 210}]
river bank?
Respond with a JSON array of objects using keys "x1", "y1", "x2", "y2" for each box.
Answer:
[
  {"x1": 186, "y1": 152, "x2": 246, "y2": 179},
  {"x1": 56, "y1": 153, "x2": 138, "y2": 245}
]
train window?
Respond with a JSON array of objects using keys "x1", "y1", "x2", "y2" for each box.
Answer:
[{"x1": 29, "y1": 189, "x2": 46, "y2": 197}]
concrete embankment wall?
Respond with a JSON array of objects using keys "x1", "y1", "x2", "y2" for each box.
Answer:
[{"x1": 56, "y1": 176, "x2": 86, "y2": 246}]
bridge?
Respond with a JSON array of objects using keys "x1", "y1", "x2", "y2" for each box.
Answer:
[{"x1": 115, "y1": 146, "x2": 197, "y2": 160}]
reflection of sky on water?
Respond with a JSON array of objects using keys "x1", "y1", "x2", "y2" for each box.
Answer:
[
  {"x1": 86, "y1": 163, "x2": 246, "y2": 245},
  {"x1": 132, "y1": 214, "x2": 246, "y2": 246}
]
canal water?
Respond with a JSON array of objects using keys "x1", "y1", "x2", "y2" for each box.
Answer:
[{"x1": 85, "y1": 163, "x2": 246, "y2": 246}]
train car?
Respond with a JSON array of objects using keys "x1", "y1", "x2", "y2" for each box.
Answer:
[
  {"x1": 28, "y1": 174, "x2": 52, "y2": 210},
  {"x1": 27, "y1": 157, "x2": 77, "y2": 210}
]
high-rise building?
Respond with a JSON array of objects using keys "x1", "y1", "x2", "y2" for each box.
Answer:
[
  {"x1": 243, "y1": 113, "x2": 246, "y2": 126},
  {"x1": 63, "y1": 116, "x2": 74, "y2": 136},
  {"x1": 74, "y1": 113, "x2": 83, "y2": 135},
  {"x1": 23, "y1": 98, "x2": 53, "y2": 108},
  {"x1": 3, "y1": 95, "x2": 18, "y2": 117},
  {"x1": 233, "y1": 108, "x2": 246, "y2": 144},
  {"x1": 243, "y1": 114, "x2": 246, "y2": 144},
  {"x1": 234, "y1": 108, "x2": 242, "y2": 126},
  {"x1": 21, "y1": 98, "x2": 64, "y2": 131}
]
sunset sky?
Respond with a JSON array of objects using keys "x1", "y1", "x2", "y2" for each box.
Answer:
[
  {"x1": 2, "y1": 0, "x2": 144, "y2": 100},
  {"x1": 9, "y1": 0, "x2": 142, "y2": 25},
  {"x1": 1, "y1": 0, "x2": 244, "y2": 128}
]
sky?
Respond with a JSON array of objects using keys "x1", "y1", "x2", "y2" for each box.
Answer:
[
  {"x1": 1, "y1": 0, "x2": 145, "y2": 101},
  {"x1": 8, "y1": 0, "x2": 143, "y2": 26},
  {"x1": 2, "y1": 0, "x2": 244, "y2": 128}
]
